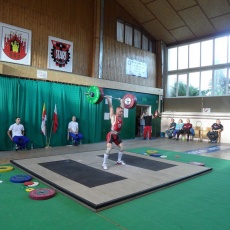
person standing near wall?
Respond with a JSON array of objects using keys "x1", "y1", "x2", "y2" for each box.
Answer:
[
  {"x1": 141, "y1": 110, "x2": 154, "y2": 140},
  {"x1": 139, "y1": 115, "x2": 145, "y2": 137}
]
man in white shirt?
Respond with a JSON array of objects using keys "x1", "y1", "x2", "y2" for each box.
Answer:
[
  {"x1": 7, "y1": 117, "x2": 29, "y2": 150},
  {"x1": 68, "y1": 116, "x2": 83, "y2": 146}
]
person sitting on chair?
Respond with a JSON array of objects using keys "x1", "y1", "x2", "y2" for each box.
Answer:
[
  {"x1": 68, "y1": 116, "x2": 83, "y2": 146},
  {"x1": 183, "y1": 119, "x2": 193, "y2": 141},
  {"x1": 172, "y1": 119, "x2": 184, "y2": 140},
  {"x1": 7, "y1": 117, "x2": 29, "y2": 150},
  {"x1": 207, "y1": 119, "x2": 223, "y2": 143},
  {"x1": 165, "y1": 118, "x2": 176, "y2": 138}
]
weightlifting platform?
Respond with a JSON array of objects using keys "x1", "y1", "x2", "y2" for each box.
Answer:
[{"x1": 11, "y1": 150, "x2": 212, "y2": 211}]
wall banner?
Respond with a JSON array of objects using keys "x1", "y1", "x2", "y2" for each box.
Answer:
[
  {"x1": 0, "y1": 22, "x2": 32, "y2": 65},
  {"x1": 47, "y1": 36, "x2": 73, "y2": 72},
  {"x1": 126, "y1": 58, "x2": 147, "y2": 78}
]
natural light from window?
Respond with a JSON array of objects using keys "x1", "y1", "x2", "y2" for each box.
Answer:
[{"x1": 167, "y1": 34, "x2": 230, "y2": 98}]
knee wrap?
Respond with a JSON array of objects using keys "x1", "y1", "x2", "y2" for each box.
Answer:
[{"x1": 106, "y1": 147, "x2": 112, "y2": 155}]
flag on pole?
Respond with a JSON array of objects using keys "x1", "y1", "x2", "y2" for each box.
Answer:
[
  {"x1": 41, "y1": 103, "x2": 47, "y2": 135},
  {"x1": 53, "y1": 104, "x2": 58, "y2": 133}
]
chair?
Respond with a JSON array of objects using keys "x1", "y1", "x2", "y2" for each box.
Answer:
[
  {"x1": 202, "y1": 127, "x2": 222, "y2": 143},
  {"x1": 67, "y1": 129, "x2": 74, "y2": 145},
  {"x1": 201, "y1": 127, "x2": 211, "y2": 142},
  {"x1": 217, "y1": 130, "x2": 222, "y2": 143},
  {"x1": 194, "y1": 121, "x2": 202, "y2": 142}
]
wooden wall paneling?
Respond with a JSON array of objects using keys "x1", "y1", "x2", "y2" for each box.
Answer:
[
  {"x1": 1, "y1": 0, "x2": 95, "y2": 77},
  {"x1": 0, "y1": 0, "x2": 158, "y2": 90},
  {"x1": 102, "y1": 0, "x2": 157, "y2": 88}
]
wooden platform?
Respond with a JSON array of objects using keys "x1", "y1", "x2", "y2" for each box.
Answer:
[{"x1": 11, "y1": 149, "x2": 212, "y2": 211}]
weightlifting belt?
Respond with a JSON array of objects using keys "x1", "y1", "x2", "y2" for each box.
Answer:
[{"x1": 111, "y1": 130, "x2": 119, "y2": 135}]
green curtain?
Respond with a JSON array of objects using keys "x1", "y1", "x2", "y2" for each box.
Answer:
[
  {"x1": 0, "y1": 76, "x2": 103, "y2": 151},
  {"x1": 0, "y1": 77, "x2": 19, "y2": 150}
]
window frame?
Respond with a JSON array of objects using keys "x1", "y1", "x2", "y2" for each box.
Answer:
[{"x1": 166, "y1": 34, "x2": 230, "y2": 98}]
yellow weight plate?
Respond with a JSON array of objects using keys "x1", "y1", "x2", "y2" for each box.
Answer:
[
  {"x1": 26, "y1": 188, "x2": 35, "y2": 192},
  {"x1": 146, "y1": 150, "x2": 158, "y2": 154},
  {"x1": 0, "y1": 166, "x2": 14, "y2": 172}
]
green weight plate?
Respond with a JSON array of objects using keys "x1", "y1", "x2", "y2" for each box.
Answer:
[{"x1": 86, "y1": 86, "x2": 101, "y2": 104}]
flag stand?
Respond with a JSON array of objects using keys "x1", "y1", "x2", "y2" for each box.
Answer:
[{"x1": 46, "y1": 120, "x2": 54, "y2": 148}]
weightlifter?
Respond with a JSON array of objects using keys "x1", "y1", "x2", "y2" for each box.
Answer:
[{"x1": 102, "y1": 96, "x2": 126, "y2": 170}]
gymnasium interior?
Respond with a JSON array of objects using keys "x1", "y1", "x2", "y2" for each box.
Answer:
[{"x1": 1, "y1": 0, "x2": 230, "y2": 229}]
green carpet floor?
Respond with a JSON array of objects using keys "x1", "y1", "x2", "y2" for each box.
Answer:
[{"x1": 1, "y1": 147, "x2": 230, "y2": 230}]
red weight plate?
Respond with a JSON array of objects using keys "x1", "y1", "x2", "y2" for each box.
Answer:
[
  {"x1": 24, "y1": 181, "x2": 34, "y2": 186},
  {"x1": 29, "y1": 188, "x2": 56, "y2": 200},
  {"x1": 95, "y1": 87, "x2": 104, "y2": 104},
  {"x1": 123, "y1": 94, "x2": 137, "y2": 109}
]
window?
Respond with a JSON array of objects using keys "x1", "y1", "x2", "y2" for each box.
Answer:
[
  {"x1": 188, "y1": 72, "x2": 200, "y2": 96},
  {"x1": 125, "y1": 24, "x2": 133, "y2": 46},
  {"x1": 214, "y1": 37, "x2": 227, "y2": 65},
  {"x1": 142, "y1": 34, "x2": 148, "y2": 51},
  {"x1": 201, "y1": 40, "x2": 213, "y2": 67},
  {"x1": 178, "y1": 45, "x2": 188, "y2": 70},
  {"x1": 116, "y1": 20, "x2": 155, "y2": 53},
  {"x1": 149, "y1": 41, "x2": 152, "y2": 53},
  {"x1": 228, "y1": 69, "x2": 230, "y2": 94},
  {"x1": 134, "y1": 28, "x2": 141, "y2": 48},
  {"x1": 213, "y1": 69, "x2": 227, "y2": 96},
  {"x1": 168, "y1": 47, "x2": 177, "y2": 71},
  {"x1": 167, "y1": 74, "x2": 177, "y2": 97},
  {"x1": 117, "y1": 21, "x2": 124, "y2": 43},
  {"x1": 200, "y1": 70, "x2": 212, "y2": 96},
  {"x1": 167, "y1": 34, "x2": 230, "y2": 98},
  {"x1": 178, "y1": 74, "x2": 187, "y2": 96},
  {"x1": 189, "y1": 43, "x2": 200, "y2": 68}
]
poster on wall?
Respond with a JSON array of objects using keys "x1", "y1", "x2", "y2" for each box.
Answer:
[
  {"x1": 0, "y1": 22, "x2": 32, "y2": 65},
  {"x1": 47, "y1": 36, "x2": 73, "y2": 72},
  {"x1": 203, "y1": 108, "x2": 211, "y2": 113},
  {"x1": 126, "y1": 58, "x2": 147, "y2": 78}
]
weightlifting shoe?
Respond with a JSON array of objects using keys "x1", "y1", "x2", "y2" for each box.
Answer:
[
  {"x1": 117, "y1": 161, "x2": 126, "y2": 165},
  {"x1": 102, "y1": 164, "x2": 108, "y2": 170}
]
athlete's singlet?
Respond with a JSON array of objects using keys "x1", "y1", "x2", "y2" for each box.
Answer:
[{"x1": 111, "y1": 115, "x2": 123, "y2": 133}]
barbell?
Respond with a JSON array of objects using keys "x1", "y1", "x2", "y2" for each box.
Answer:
[{"x1": 85, "y1": 85, "x2": 137, "y2": 109}]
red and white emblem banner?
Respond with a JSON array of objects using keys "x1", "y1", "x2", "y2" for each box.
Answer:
[
  {"x1": 47, "y1": 36, "x2": 73, "y2": 72},
  {"x1": 0, "y1": 22, "x2": 32, "y2": 65}
]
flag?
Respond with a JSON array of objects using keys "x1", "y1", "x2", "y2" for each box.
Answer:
[
  {"x1": 53, "y1": 104, "x2": 58, "y2": 133},
  {"x1": 41, "y1": 103, "x2": 47, "y2": 135}
]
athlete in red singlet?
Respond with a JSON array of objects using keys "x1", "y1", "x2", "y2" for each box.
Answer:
[{"x1": 102, "y1": 96, "x2": 126, "y2": 170}]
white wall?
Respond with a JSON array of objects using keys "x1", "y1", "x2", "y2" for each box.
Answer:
[{"x1": 161, "y1": 112, "x2": 229, "y2": 143}]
